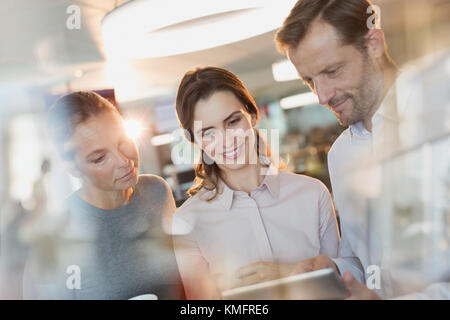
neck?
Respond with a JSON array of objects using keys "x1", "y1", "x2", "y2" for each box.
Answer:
[
  {"x1": 363, "y1": 62, "x2": 398, "y2": 132},
  {"x1": 77, "y1": 185, "x2": 134, "y2": 210},
  {"x1": 220, "y1": 162, "x2": 267, "y2": 195}
]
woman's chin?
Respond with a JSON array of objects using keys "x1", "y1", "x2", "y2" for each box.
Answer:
[
  {"x1": 117, "y1": 171, "x2": 139, "y2": 189},
  {"x1": 221, "y1": 162, "x2": 248, "y2": 171}
]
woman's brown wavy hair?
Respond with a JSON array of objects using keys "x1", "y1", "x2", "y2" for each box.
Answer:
[{"x1": 175, "y1": 67, "x2": 271, "y2": 201}]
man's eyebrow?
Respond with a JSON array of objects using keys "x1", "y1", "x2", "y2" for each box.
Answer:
[
  {"x1": 319, "y1": 62, "x2": 344, "y2": 74},
  {"x1": 195, "y1": 111, "x2": 242, "y2": 134}
]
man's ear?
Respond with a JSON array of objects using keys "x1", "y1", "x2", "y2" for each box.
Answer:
[{"x1": 365, "y1": 29, "x2": 385, "y2": 60}]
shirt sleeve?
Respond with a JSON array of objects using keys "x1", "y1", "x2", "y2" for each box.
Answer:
[
  {"x1": 172, "y1": 213, "x2": 221, "y2": 299},
  {"x1": 318, "y1": 185, "x2": 340, "y2": 259},
  {"x1": 327, "y1": 141, "x2": 366, "y2": 283},
  {"x1": 331, "y1": 235, "x2": 365, "y2": 282}
]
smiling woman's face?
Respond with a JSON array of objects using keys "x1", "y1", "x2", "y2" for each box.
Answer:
[
  {"x1": 192, "y1": 90, "x2": 257, "y2": 171},
  {"x1": 64, "y1": 110, "x2": 139, "y2": 192}
]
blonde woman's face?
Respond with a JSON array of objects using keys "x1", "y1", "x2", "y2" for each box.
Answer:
[
  {"x1": 63, "y1": 111, "x2": 139, "y2": 192},
  {"x1": 192, "y1": 90, "x2": 257, "y2": 171}
]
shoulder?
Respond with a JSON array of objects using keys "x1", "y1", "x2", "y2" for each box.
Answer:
[
  {"x1": 327, "y1": 128, "x2": 351, "y2": 169},
  {"x1": 328, "y1": 128, "x2": 350, "y2": 158},
  {"x1": 174, "y1": 189, "x2": 212, "y2": 216},
  {"x1": 278, "y1": 169, "x2": 328, "y2": 193},
  {"x1": 135, "y1": 174, "x2": 174, "y2": 208},
  {"x1": 136, "y1": 174, "x2": 172, "y2": 195},
  {"x1": 172, "y1": 191, "x2": 212, "y2": 236}
]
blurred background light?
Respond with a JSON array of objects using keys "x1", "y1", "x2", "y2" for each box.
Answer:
[
  {"x1": 272, "y1": 59, "x2": 300, "y2": 82},
  {"x1": 151, "y1": 133, "x2": 174, "y2": 146},
  {"x1": 101, "y1": 0, "x2": 297, "y2": 59},
  {"x1": 280, "y1": 92, "x2": 319, "y2": 110},
  {"x1": 124, "y1": 119, "x2": 143, "y2": 140}
]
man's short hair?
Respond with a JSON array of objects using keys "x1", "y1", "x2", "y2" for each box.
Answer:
[{"x1": 275, "y1": 0, "x2": 379, "y2": 54}]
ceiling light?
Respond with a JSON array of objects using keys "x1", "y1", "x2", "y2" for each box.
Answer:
[
  {"x1": 272, "y1": 59, "x2": 299, "y2": 82},
  {"x1": 280, "y1": 92, "x2": 319, "y2": 110},
  {"x1": 151, "y1": 133, "x2": 174, "y2": 146},
  {"x1": 101, "y1": 0, "x2": 297, "y2": 59}
]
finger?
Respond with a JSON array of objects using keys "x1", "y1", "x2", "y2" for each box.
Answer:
[
  {"x1": 341, "y1": 272, "x2": 357, "y2": 300},
  {"x1": 342, "y1": 271, "x2": 355, "y2": 286},
  {"x1": 238, "y1": 272, "x2": 265, "y2": 287},
  {"x1": 291, "y1": 261, "x2": 313, "y2": 275},
  {"x1": 235, "y1": 261, "x2": 266, "y2": 278}
]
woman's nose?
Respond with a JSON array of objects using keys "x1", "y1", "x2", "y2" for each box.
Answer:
[
  {"x1": 222, "y1": 129, "x2": 240, "y2": 148},
  {"x1": 116, "y1": 149, "x2": 130, "y2": 167}
]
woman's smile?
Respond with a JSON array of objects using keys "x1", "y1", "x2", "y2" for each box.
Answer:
[{"x1": 221, "y1": 144, "x2": 244, "y2": 160}]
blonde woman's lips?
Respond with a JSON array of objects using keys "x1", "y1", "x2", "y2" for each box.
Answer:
[{"x1": 117, "y1": 167, "x2": 135, "y2": 181}]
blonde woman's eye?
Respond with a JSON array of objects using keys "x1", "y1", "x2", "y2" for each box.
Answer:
[{"x1": 92, "y1": 155, "x2": 105, "y2": 163}]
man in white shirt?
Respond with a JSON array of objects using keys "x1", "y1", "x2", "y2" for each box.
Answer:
[{"x1": 275, "y1": 0, "x2": 450, "y2": 299}]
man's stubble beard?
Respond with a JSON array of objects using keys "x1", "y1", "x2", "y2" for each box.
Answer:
[{"x1": 340, "y1": 55, "x2": 384, "y2": 127}]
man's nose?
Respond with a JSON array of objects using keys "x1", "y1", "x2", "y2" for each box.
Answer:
[{"x1": 315, "y1": 79, "x2": 336, "y2": 106}]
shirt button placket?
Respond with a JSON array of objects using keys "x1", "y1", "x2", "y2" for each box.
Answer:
[{"x1": 247, "y1": 196, "x2": 274, "y2": 262}]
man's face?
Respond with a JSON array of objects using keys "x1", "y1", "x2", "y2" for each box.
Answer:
[{"x1": 287, "y1": 20, "x2": 383, "y2": 126}]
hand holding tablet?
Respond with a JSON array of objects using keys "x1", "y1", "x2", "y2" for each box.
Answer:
[{"x1": 222, "y1": 268, "x2": 349, "y2": 300}]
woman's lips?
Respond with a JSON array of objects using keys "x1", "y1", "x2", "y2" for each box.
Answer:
[
  {"x1": 222, "y1": 145, "x2": 243, "y2": 160},
  {"x1": 117, "y1": 167, "x2": 135, "y2": 181}
]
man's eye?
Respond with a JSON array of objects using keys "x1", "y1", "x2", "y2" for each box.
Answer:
[
  {"x1": 304, "y1": 79, "x2": 314, "y2": 89},
  {"x1": 328, "y1": 67, "x2": 340, "y2": 76}
]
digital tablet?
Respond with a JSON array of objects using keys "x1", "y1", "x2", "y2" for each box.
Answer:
[{"x1": 221, "y1": 268, "x2": 349, "y2": 300}]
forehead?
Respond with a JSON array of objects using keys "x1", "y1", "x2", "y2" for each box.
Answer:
[
  {"x1": 64, "y1": 111, "x2": 123, "y2": 156},
  {"x1": 193, "y1": 90, "x2": 244, "y2": 127},
  {"x1": 287, "y1": 20, "x2": 354, "y2": 76}
]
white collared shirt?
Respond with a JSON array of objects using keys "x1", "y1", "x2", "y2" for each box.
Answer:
[
  {"x1": 172, "y1": 165, "x2": 340, "y2": 298},
  {"x1": 328, "y1": 64, "x2": 450, "y2": 299},
  {"x1": 328, "y1": 75, "x2": 402, "y2": 298}
]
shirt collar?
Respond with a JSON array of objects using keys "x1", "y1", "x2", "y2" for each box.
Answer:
[
  {"x1": 215, "y1": 163, "x2": 280, "y2": 211},
  {"x1": 260, "y1": 163, "x2": 280, "y2": 199},
  {"x1": 217, "y1": 179, "x2": 234, "y2": 211}
]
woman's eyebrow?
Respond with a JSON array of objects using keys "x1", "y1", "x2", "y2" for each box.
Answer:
[
  {"x1": 223, "y1": 111, "x2": 241, "y2": 123},
  {"x1": 86, "y1": 148, "x2": 106, "y2": 159},
  {"x1": 196, "y1": 111, "x2": 242, "y2": 134}
]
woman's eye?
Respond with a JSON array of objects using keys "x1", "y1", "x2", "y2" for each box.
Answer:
[
  {"x1": 92, "y1": 155, "x2": 105, "y2": 163},
  {"x1": 203, "y1": 130, "x2": 213, "y2": 138},
  {"x1": 228, "y1": 117, "x2": 240, "y2": 126}
]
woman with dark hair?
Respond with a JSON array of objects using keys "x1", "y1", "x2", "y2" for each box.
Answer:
[
  {"x1": 23, "y1": 91, "x2": 182, "y2": 299},
  {"x1": 172, "y1": 67, "x2": 340, "y2": 299}
]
